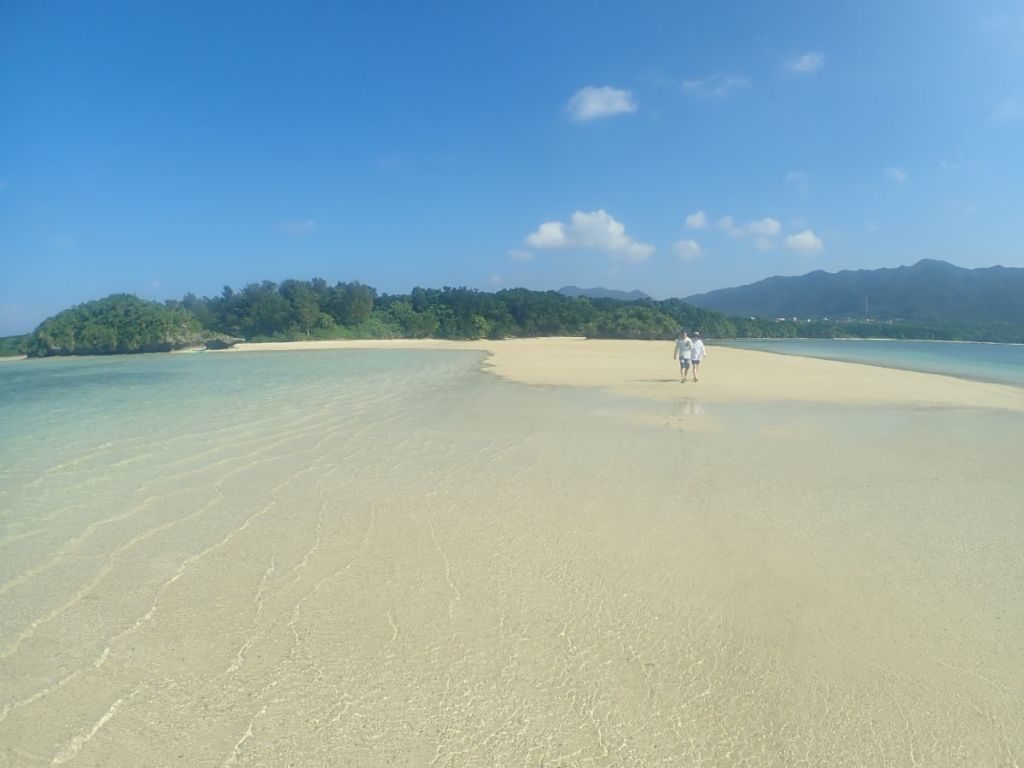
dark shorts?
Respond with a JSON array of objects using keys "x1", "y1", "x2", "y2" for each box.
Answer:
[
  {"x1": 679, "y1": 359, "x2": 691, "y2": 369},
  {"x1": 691, "y1": 358, "x2": 701, "y2": 366}
]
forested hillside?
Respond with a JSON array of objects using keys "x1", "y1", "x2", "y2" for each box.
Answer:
[
  {"x1": 178, "y1": 281, "x2": 734, "y2": 343},
  {"x1": 15, "y1": 266, "x2": 1024, "y2": 358},
  {"x1": 686, "y1": 260, "x2": 1024, "y2": 328},
  {"x1": 24, "y1": 295, "x2": 205, "y2": 357}
]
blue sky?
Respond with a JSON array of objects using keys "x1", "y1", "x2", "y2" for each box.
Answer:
[{"x1": 2, "y1": 1, "x2": 1022, "y2": 335}]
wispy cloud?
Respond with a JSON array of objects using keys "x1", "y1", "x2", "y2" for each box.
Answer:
[
  {"x1": 525, "y1": 209, "x2": 654, "y2": 262},
  {"x1": 788, "y1": 51, "x2": 824, "y2": 74},
  {"x1": 945, "y1": 199, "x2": 975, "y2": 215},
  {"x1": 681, "y1": 74, "x2": 751, "y2": 98},
  {"x1": 692, "y1": 211, "x2": 793, "y2": 251},
  {"x1": 685, "y1": 210, "x2": 708, "y2": 229},
  {"x1": 990, "y1": 98, "x2": 1023, "y2": 124},
  {"x1": 713, "y1": 214, "x2": 781, "y2": 240},
  {"x1": 786, "y1": 170, "x2": 809, "y2": 191},
  {"x1": 565, "y1": 86, "x2": 637, "y2": 122},
  {"x1": 784, "y1": 229, "x2": 824, "y2": 253},
  {"x1": 276, "y1": 219, "x2": 317, "y2": 236},
  {"x1": 507, "y1": 249, "x2": 534, "y2": 262},
  {"x1": 885, "y1": 167, "x2": 908, "y2": 183},
  {"x1": 673, "y1": 239, "x2": 701, "y2": 260},
  {"x1": 747, "y1": 217, "x2": 781, "y2": 237},
  {"x1": 939, "y1": 152, "x2": 963, "y2": 171}
]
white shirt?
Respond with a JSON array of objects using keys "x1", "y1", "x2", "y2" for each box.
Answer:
[
  {"x1": 675, "y1": 337, "x2": 693, "y2": 360},
  {"x1": 692, "y1": 339, "x2": 706, "y2": 362}
]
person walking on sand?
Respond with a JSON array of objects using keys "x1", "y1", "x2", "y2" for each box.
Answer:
[
  {"x1": 691, "y1": 331, "x2": 706, "y2": 382},
  {"x1": 673, "y1": 330, "x2": 694, "y2": 382}
]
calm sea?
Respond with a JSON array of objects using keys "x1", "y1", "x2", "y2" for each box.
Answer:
[
  {"x1": 1, "y1": 349, "x2": 1021, "y2": 765},
  {"x1": 714, "y1": 338, "x2": 1024, "y2": 386}
]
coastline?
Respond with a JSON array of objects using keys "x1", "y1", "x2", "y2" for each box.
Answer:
[
  {"x1": 5, "y1": 336, "x2": 1022, "y2": 764},
  {"x1": 224, "y1": 337, "x2": 1024, "y2": 412}
]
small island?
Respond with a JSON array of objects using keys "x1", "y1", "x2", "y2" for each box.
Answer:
[
  {"x1": 17, "y1": 294, "x2": 242, "y2": 357},
  {"x1": 4, "y1": 260, "x2": 1024, "y2": 359}
]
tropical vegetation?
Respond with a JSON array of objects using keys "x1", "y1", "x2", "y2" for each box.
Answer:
[
  {"x1": 9, "y1": 264, "x2": 1024, "y2": 358},
  {"x1": 22, "y1": 294, "x2": 205, "y2": 357}
]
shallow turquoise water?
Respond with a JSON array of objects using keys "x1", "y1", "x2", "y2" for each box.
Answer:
[
  {"x1": 1, "y1": 349, "x2": 1022, "y2": 766},
  {"x1": 715, "y1": 338, "x2": 1024, "y2": 386}
]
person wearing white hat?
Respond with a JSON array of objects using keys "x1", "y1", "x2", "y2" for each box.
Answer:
[{"x1": 691, "y1": 332, "x2": 706, "y2": 382}]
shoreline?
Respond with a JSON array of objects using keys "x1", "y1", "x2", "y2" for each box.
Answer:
[
  {"x1": 222, "y1": 337, "x2": 1024, "y2": 412},
  {"x1": 715, "y1": 338, "x2": 1023, "y2": 387}
]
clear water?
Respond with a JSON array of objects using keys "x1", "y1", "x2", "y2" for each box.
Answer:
[
  {"x1": 1, "y1": 350, "x2": 1021, "y2": 766},
  {"x1": 715, "y1": 338, "x2": 1024, "y2": 386}
]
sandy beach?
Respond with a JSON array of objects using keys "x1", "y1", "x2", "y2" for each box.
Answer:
[
  {"x1": 2, "y1": 340, "x2": 1022, "y2": 766},
  {"x1": 228, "y1": 337, "x2": 1024, "y2": 412}
]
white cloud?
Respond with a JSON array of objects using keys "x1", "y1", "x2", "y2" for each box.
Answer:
[
  {"x1": 885, "y1": 167, "x2": 908, "y2": 183},
  {"x1": 753, "y1": 237, "x2": 775, "y2": 251},
  {"x1": 507, "y1": 249, "x2": 534, "y2": 262},
  {"x1": 685, "y1": 210, "x2": 708, "y2": 229},
  {"x1": 716, "y1": 215, "x2": 738, "y2": 235},
  {"x1": 277, "y1": 219, "x2": 317, "y2": 235},
  {"x1": 525, "y1": 209, "x2": 654, "y2": 262},
  {"x1": 673, "y1": 239, "x2": 701, "y2": 260},
  {"x1": 565, "y1": 86, "x2": 637, "y2": 122},
  {"x1": 786, "y1": 170, "x2": 809, "y2": 190},
  {"x1": 681, "y1": 74, "x2": 751, "y2": 98},
  {"x1": 990, "y1": 98, "x2": 1023, "y2": 124},
  {"x1": 712, "y1": 214, "x2": 780, "y2": 240},
  {"x1": 789, "y1": 52, "x2": 824, "y2": 74},
  {"x1": 747, "y1": 217, "x2": 781, "y2": 237},
  {"x1": 784, "y1": 229, "x2": 824, "y2": 253},
  {"x1": 525, "y1": 221, "x2": 567, "y2": 248}
]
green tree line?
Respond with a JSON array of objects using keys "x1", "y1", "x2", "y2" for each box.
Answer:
[
  {"x1": 23, "y1": 294, "x2": 204, "y2": 357},
  {"x1": 174, "y1": 281, "x2": 736, "y2": 342},
  {"x1": 9, "y1": 278, "x2": 1023, "y2": 358}
]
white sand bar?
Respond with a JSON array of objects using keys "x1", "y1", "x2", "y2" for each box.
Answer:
[{"x1": 231, "y1": 337, "x2": 1024, "y2": 412}]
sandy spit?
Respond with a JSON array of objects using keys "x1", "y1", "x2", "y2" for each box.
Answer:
[{"x1": 226, "y1": 337, "x2": 1024, "y2": 412}]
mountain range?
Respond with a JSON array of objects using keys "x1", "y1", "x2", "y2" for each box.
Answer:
[
  {"x1": 558, "y1": 286, "x2": 652, "y2": 301},
  {"x1": 683, "y1": 260, "x2": 1024, "y2": 326}
]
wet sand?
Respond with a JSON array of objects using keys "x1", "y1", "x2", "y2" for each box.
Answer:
[
  {"x1": 2, "y1": 342, "x2": 1022, "y2": 766},
  {"x1": 229, "y1": 337, "x2": 1024, "y2": 412}
]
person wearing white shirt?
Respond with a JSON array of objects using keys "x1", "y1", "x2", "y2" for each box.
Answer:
[
  {"x1": 673, "y1": 330, "x2": 694, "y2": 382},
  {"x1": 691, "y1": 332, "x2": 706, "y2": 382}
]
